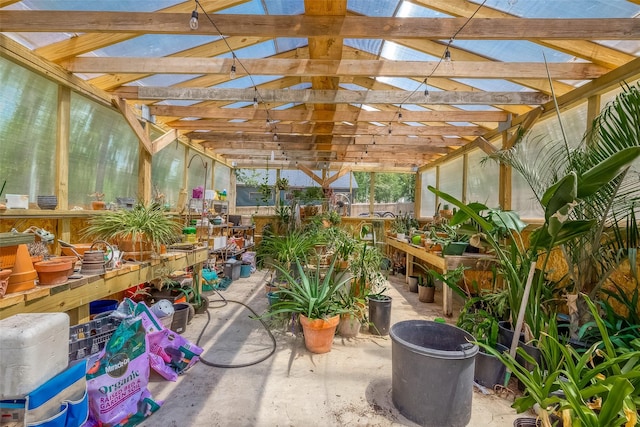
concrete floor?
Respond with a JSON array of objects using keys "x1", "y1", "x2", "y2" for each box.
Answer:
[{"x1": 140, "y1": 270, "x2": 529, "y2": 427}]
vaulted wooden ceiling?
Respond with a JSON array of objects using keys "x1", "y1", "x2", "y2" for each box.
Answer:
[{"x1": 2, "y1": 0, "x2": 640, "y2": 172}]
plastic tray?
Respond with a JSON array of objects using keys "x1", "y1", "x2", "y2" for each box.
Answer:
[{"x1": 68, "y1": 316, "x2": 122, "y2": 362}]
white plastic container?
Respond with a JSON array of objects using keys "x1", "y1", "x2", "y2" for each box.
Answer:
[
  {"x1": 5, "y1": 194, "x2": 29, "y2": 209},
  {"x1": 0, "y1": 312, "x2": 70, "y2": 398},
  {"x1": 213, "y1": 236, "x2": 227, "y2": 251}
]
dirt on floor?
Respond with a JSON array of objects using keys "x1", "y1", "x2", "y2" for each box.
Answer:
[{"x1": 138, "y1": 270, "x2": 535, "y2": 427}]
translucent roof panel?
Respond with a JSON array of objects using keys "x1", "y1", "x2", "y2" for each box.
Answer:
[
  {"x1": 345, "y1": 39, "x2": 384, "y2": 57},
  {"x1": 16, "y1": 0, "x2": 177, "y2": 12},
  {"x1": 380, "y1": 41, "x2": 439, "y2": 62},
  {"x1": 451, "y1": 40, "x2": 574, "y2": 63},
  {"x1": 133, "y1": 74, "x2": 204, "y2": 87},
  {"x1": 264, "y1": 0, "x2": 305, "y2": 15},
  {"x1": 219, "y1": 1, "x2": 266, "y2": 15},
  {"x1": 348, "y1": 0, "x2": 401, "y2": 17},
  {"x1": 397, "y1": 1, "x2": 452, "y2": 18},
  {"x1": 94, "y1": 35, "x2": 220, "y2": 58},
  {"x1": 274, "y1": 38, "x2": 308, "y2": 53},
  {"x1": 453, "y1": 78, "x2": 532, "y2": 92},
  {"x1": 479, "y1": 0, "x2": 640, "y2": 18}
]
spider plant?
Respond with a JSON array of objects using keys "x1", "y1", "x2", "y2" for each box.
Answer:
[{"x1": 82, "y1": 202, "x2": 181, "y2": 253}]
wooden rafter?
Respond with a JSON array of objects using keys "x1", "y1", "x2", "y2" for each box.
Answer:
[
  {"x1": 3, "y1": 12, "x2": 639, "y2": 40},
  {"x1": 64, "y1": 57, "x2": 609, "y2": 79}
]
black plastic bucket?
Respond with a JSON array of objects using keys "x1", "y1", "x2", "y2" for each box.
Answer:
[
  {"x1": 390, "y1": 320, "x2": 478, "y2": 427},
  {"x1": 368, "y1": 295, "x2": 392, "y2": 336},
  {"x1": 474, "y1": 343, "x2": 508, "y2": 388},
  {"x1": 171, "y1": 303, "x2": 190, "y2": 334}
]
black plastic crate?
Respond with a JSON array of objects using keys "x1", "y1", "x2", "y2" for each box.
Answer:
[{"x1": 68, "y1": 316, "x2": 122, "y2": 362}]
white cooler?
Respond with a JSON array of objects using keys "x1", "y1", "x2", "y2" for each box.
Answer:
[{"x1": 0, "y1": 312, "x2": 70, "y2": 398}]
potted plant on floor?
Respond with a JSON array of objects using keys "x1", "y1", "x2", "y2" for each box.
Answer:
[
  {"x1": 457, "y1": 292, "x2": 509, "y2": 388},
  {"x1": 267, "y1": 256, "x2": 351, "y2": 353},
  {"x1": 83, "y1": 202, "x2": 181, "y2": 260},
  {"x1": 417, "y1": 269, "x2": 436, "y2": 303},
  {"x1": 481, "y1": 295, "x2": 640, "y2": 426}
]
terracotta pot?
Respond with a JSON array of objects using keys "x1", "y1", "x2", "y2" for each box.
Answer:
[
  {"x1": 34, "y1": 259, "x2": 73, "y2": 285},
  {"x1": 91, "y1": 200, "x2": 106, "y2": 210},
  {"x1": 338, "y1": 313, "x2": 361, "y2": 338},
  {"x1": 0, "y1": 245, "x2": 18, "y2": 269},
  {"x1": 60, "y1": 243, "x2": 92, "y2": 258},
  {"x1": 299, "y1": 314, "x2": 340, "y2": 354},
  {"x1": 418, "y1": 285, "x2": 435, "y2": 303},
  {"x1": 0, "y1": 269, "x2": 12, "y2": 297}
]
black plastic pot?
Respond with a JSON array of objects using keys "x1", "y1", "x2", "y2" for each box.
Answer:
[
  {"x1": 497, "y1": 321, "x2": 524, "y2": 348},
  {"x1": 368, "y1": 295, "x2": 392, "y2": 336},
  {"x1": 513, "y1": 418, "x2": 540, "y2": 427},
  {"x1": 474, "y1": 343, "x2": 508, "y2": 388},
  {"x1": 390, "y1": 321, "x2": 478, "y2": 427}
]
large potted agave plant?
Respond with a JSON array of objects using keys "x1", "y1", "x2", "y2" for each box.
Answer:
[{"x1": 267, "y1": 256, "x2": 351, "y2": 353}]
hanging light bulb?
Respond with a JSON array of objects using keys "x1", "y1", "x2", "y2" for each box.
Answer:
[
  {"x1": 230, "y1": 59, "x2": 237, "y2": 79},
  {"x1": 398, "y1": 112, "x2": 403, "y2": 123},
  {"x1": 273, "y1": 133, "x2": 278, "y2": 142},
  {"x1": 388, "y1": 127, "x2": 392, "y2": 135},
  {"x1": 265, "y1": 119, "x2": 271, "y2": 129},
  {"x1": 424, "y1": 87, "x2": 429, "y2": 96},
  {"x1": 189, "y1": 10, "x2": 199, "y2": 30},
  {"x1": 444, "y1": 47, "x2": 451, "y2": 62}
]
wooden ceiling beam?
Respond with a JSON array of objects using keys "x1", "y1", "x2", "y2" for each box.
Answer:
[
  {"x1": 116, "y1": 86, "x2": 550, "y2": 105},
  {"x1": 149, "y1": 105, "x2": 509, "y2": 122},
  {"x1": 65, "y1": 57, "x2": 608, "y2": 79},
  {"x1": 168, "y1": 120, "x2": 486, "y2": 136},
  {"x1": 4, "y1": 12, "x2": 639, "y2": 40}
]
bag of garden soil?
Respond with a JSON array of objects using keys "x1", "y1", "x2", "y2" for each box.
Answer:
[{"x1": 85, "y1": 317, "x2": 161, "y2": 427}]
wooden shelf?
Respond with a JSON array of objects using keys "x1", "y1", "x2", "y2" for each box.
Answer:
[
  {"x1": 0, "y1": 208, "x2": 104, "y2": 219},
  {"x1": 0, "y1": 248, "x2": 208, "y2": 323}
]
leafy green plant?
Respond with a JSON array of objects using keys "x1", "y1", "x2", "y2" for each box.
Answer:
[
  {"x1": 478, "y1": 294, "x2": 640, "y2": 426},
  {"x1": 256, "y1": 229, "x2": 315, "y2": 271},
  {"x1": 82, "y1": 202, "x2": 181, "y2": 252},
  {"x1": 483, "y1": 82, "x2": 640, "y2": 329},
  {"x1": 456, "y1": 297, "x2": 499, "y2": 348}
]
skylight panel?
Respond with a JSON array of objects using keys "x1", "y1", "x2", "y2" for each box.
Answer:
[
  {"x1": 219, "y1": 0, "x2": 266, "y2": 15},
  {"x1": 274, "y1": 38, "x2": 308, "y2": 53},
  {"x1": 17, "y1": 0, "x2": 177, "y2": 12},
  {"x1": 96, "y1": 35, "x2": 220, "y2": 58},
  {"x1": 348, "y1": 0, "x2": 400, "y2": 17},
  {"x1": 344, "y1": 39, "x2": 383, "y2": 57},
  {"x1": 381, "y1": 41, "x2": 438, "y2": 62},
  {"x1": 476, "y1": 0, "x2": 640, "y2": 18},
  {"x1": 396, "y1": 1, "x2": 452, "y2": 18},
  {"x1": 135, "y1": 74, "x2": 204, "y2": 87},
  {"x1": 263, "y1": 0, "x2": 305, "y2": 15},
  {"x1": 214, "y1": 75, "x2": 280, "y2": 89},
  {"x1": 451, "y1": 40, "x2": 573, "y2": 63},
  {"x1": 453, "y1": 78, "x2": 531, "y2": 92}
]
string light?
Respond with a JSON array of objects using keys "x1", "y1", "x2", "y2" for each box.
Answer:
[
  {"x1": 273, "y1": 133, "x2": 278, "y2": 142},
  {"x1": 253, "y1": 87, "x2": 258, "y2": 109},
  {"x1": 265, "y1": 119, "x2": 271, "y2": 129},
  {"x1": 393, "y1": 0, "x2": 486, "y2": 121},
  {"x1": 189, "y1": 9, "x2": 199, "y2": 30},
  {"x1": 230, "y1": 59, "x2": 236, "y2": 79}
]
